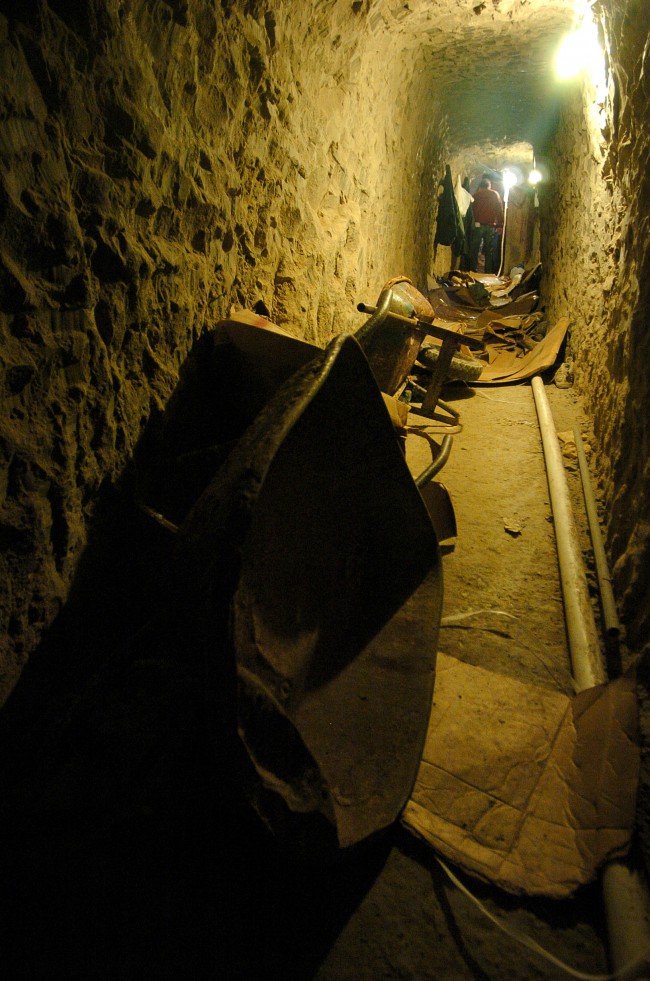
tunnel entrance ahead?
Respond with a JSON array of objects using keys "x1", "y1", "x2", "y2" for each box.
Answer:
[{"x1": 431, "y1": 143, "x2": 539, "y2": 282}]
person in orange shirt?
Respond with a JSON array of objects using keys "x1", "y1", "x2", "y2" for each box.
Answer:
[{"x1": 469, "y1": 178, "x2": 504, "y2": 274}]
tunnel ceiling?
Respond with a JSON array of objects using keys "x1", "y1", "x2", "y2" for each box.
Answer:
[{"x1": 371, "y1": 0, "x2": 578, "y2": 150}]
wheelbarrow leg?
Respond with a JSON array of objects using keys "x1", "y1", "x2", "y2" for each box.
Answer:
[{"x1": 419, "y1": 336, "x2": 457, "y2": 417}]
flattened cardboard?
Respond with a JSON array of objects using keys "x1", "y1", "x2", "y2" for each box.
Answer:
[
  {"x1": 402, "y1": 653, "x2": 639, "y2": 898},
  {"x1": 473, "y1": 317, "x2": 570, "y2": 384}
]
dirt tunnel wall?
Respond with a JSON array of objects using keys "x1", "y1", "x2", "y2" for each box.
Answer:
[
  {"x1": 0, "y1": 0, "x2": 448, "y2": 702},
  {"x1": 0, "y1": 0, "x2": 648, "y2": 704},
  {"x1": 539, "y1": 0, "x2": 650, "y2": 658}
]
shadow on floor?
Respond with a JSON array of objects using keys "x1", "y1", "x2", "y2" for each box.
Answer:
[
  {"x1": 0, "y1": 609, "x2": 392, "y2": 981},
  {"x1": 0, "y1": 330, "x2": 394, "y2": 979}
]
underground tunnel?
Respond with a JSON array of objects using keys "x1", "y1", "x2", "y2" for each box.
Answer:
[{"x1": 0, "y1": 0, "x2": 649, "y2": 978}]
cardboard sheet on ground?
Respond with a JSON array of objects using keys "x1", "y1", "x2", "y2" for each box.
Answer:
[
  {"x1": 474, "y1": 316, "x2": 570, "y2": 384},
  {"x1": 402, "y1": 653, "x2": 639, "y2": 898}
]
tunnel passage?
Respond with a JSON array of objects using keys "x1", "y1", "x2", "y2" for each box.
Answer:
[
  {"x1": 0, "y1": 1, "x2": 649, "y2": 978},
  {"x1": 0, "y1": 0, "x2": 648, "y2": 725}
]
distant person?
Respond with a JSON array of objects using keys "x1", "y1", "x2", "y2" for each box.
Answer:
[{"x1": 469, "y1": 178, "x2": 504, "y2": 274}]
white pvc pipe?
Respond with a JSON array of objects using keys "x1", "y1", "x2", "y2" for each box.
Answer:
[
  {"x1": 532, "y1": 375, "x2": 650, "y2": 979},
  {"x1": 531, "y1": 376, "x2": 605, "y2": 690},
  {"x1": 602, "y1": 862, "x2": 650, "y2": 979}
]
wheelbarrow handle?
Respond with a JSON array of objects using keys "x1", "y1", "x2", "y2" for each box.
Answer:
[
  {"x1": 357, "y1": 302, "x2": 485, "y2": 352},
  {"x1": 354, "y1": 288, "x2": 395, "y2": 345}
]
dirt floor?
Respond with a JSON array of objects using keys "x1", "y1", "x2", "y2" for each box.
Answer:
[
  {"x1": 314, "y1": 376, "x2": 611, "y2": 981},
  {"x1": 0, "y1": 369, "x2": 621, "y2": 980}
]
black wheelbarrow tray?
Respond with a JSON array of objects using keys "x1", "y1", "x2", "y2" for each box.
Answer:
[{"x1": 175, "y1": 324, "x2": 443, "y2": 851}]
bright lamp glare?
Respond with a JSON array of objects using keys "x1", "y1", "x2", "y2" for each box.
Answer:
[
  {"x1": 555, "y1": 17, "x2": 604, "y2": 84},
  {"x1": 528, "y1": 169, "x2": 542, "y2": 186},
  {"x1": 502, "y1": 169, "x2": 517, "y2": 204},
  {"x1": 556, "y1": 31, "x2": 582, "y2": 79}
]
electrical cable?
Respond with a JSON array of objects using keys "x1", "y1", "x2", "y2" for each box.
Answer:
[
  {"x1": 436, "y1": 856, "x2": 650, "y2": 981},
  {"x1": 440, "y1": 609, "x2": 517, "y2": 625}
]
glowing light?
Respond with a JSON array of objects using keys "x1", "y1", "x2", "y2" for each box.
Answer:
[
  {"x1": 555, "y1": 15, "x2": 605, "y2": 91},
  {"x1": 502, "y1": 168, "x2": 517, "y2": 203},
  {"x1": 556, "y1": 31, "x2": 582, "y2": 80},
  {"x1": 528, "y1": 169, "x2": 542, "y2": 186}
]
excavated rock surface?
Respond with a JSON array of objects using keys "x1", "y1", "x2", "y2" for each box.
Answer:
[
  {"x1": 0, "y1": 0, "x2": 585, "y2": 702},
  {"x1": 0, "y1": 0, "x2": 648, "y2": 872},
  {"x1": 540, "y1": 0, "x2": 650, "y2": 662},
  {"x1": 0, "y1": 0, "x2": 649, "y2": 969}
]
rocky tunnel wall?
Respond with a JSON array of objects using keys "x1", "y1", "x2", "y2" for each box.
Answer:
[
  {"x1": 539, "y1": 0, "x2": 650, "y2": 657},
  {"x1": 0, "y1": 0, "x2": 447, "y2": 702},
  {"x1": 1, "y1": 0, "x2": 649, "y2": 705}
]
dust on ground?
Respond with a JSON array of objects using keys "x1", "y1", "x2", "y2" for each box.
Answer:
[
  {"x1": 0, "y1": 374, "x2": 615, "y2": 981},
  {"x1": 315, "y1": 377, "x2": 610, "y2": 981}
]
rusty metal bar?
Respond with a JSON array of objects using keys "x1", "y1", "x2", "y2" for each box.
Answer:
[
  {"x1": 419, "y1": 338, "x2": 456, "y2": 418},
  {"x1": 356, "y1": 302, "x2": 484, "y2": 351},
  {"x1": 573, "y1": 426, "x2": 621, "y2": 670},
  {"x1": 354, "y1": 289, "x2": 394, "y2": 346}
]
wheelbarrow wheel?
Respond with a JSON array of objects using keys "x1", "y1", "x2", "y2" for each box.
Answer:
[{"x1": 417, "y1": 343, "x2": 484, "y2": 382}]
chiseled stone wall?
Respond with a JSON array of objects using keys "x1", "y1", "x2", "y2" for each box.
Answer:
[
  {"x1": 0, "y1": 0, "x2": 447, "y2": 702},
  {"x1": 2, "y1": 0, "x2": 648, "y2": 707},
  {"x1": 539, "y1": 0, "x2": 650, "y2": 657}
]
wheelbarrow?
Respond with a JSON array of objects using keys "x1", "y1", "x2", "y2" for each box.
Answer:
[
  {"x1": 353, "y1": 278, "x2": 483, "y2": 542},
  {"x1": 356, "y1": 278, "x2": 485, "y2": 419},
  {"x1": 174, "y1": 331, "x2": 443, "y2": 852}
]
